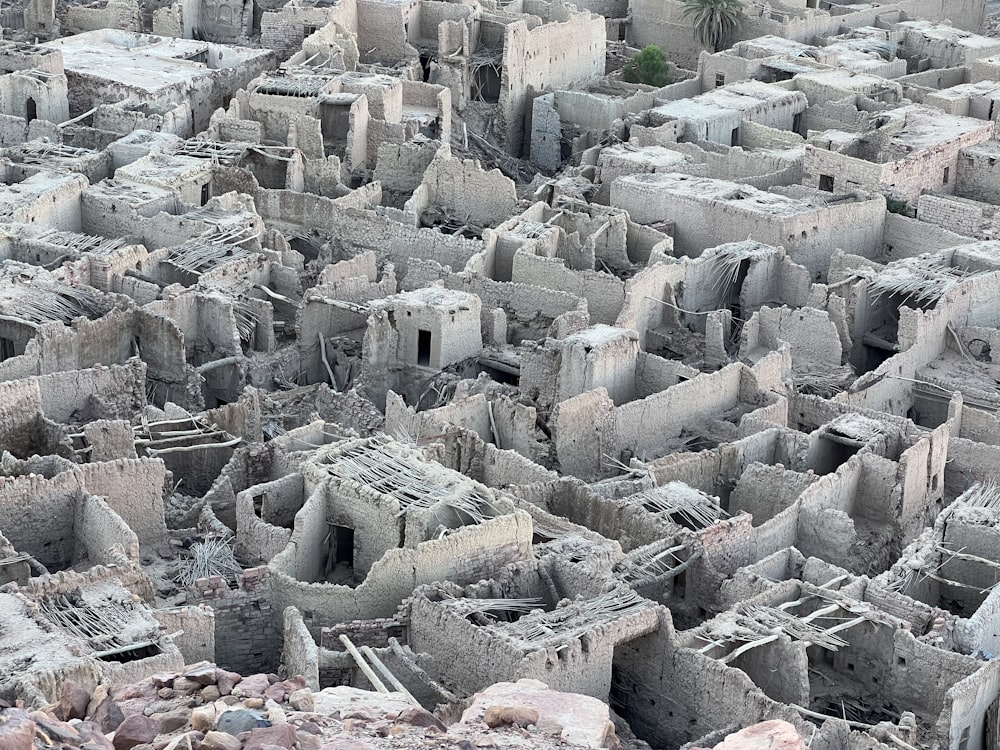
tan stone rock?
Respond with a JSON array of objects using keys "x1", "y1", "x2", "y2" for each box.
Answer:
[
  {"x1": 712, "y1": 721, "x2": 806, "y2": 750},
  {"x1": 459, "y1": 679, "x2": 617, "y2": 749}
]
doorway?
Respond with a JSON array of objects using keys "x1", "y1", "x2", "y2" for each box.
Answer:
[
  {"x1": 417, "y1": 329, "x2": 431, "y2": 366},
  {"x1": 333, "y1": 525, "x2": 354, "y2": 566}
]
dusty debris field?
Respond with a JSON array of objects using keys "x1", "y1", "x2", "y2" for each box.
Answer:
[{"x1": 3, "y1": 0, "x2": 1000, "y2": 748}]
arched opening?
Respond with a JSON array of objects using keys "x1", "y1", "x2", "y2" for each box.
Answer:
[{"x1": 25, "y1": 97, "x2": 37, "y2": 122}]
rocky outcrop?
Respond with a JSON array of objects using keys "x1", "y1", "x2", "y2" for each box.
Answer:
[{"x1": 0, "y1": 664, "x2": 620, "y2": 750}]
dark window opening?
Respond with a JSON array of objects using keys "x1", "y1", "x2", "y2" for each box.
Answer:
[
  {"x1": 25, "y1": 97, "x2": 36, "y2": 123},
  {"x1": 200, "y1": 182, "x2": 210, "y2": 205},
  {"x1": 303, "y1": 25, "x2": 318, "y2": 36},
  {"x1": 0, "y1": 337, "x2": 14, "y2": 361},
  {"x1": 792, "y1": 112, "x2": 802, "y2": 135},
  {"x1": 617, "y1": 23, "x2": 626, "y2": 42},
  {"x1": 480, "y1": 363, "x2": 518, "y2": 385},
  {"x1": 819, "y1": 174, "x2": 835, "y2": 192},
  {"x1": 417, "y1": 329, "x2": 432, "y2": 367},
  {"x1": 715, "y1": 73, "x2": 725, "y2": 88},
  {"x1": 419, "y1": 53, "x2": 432, "y2": 82},
  {"x1": 730, "y1": 127, "x2": 740, "y2": 147},
  {"x1": 943, "y1": 166, "x2": 950, "y2": 184},
  {"x1": 96, "y1": 643, "x2": 163, "y2": 663},
  {"x1": 472, "y1": 64, "x2": 501, "y2": 103}
]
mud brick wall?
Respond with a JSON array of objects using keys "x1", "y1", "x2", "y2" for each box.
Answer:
[
  {"x1": 319, "y1": 617, "x2": 405, "y2": 651},
  {"x1": 188, "y1": 565, "x2": 279, "y2": 674}
]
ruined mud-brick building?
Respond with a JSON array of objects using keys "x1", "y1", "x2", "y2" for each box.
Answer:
[{"x1": 6, "y1": 0, "x2": 1000, "y2": 747}]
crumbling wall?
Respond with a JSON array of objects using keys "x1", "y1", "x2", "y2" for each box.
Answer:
[
  {"x1": 255, "y1": 189, "x2": 484, "y2": 280},
  {"x1": 554, "y1": 357, "x2": 785, "y2": 481},
  {"x1": 0, "y1": 71, "x2": 69, "y2": 124},
  {"x1": 940, "y1": 659, "x2": 1000, "y2": 750},
  {"x1": 611, "y1": 175, "x2": 886, "y2": 280},
  {"x1": 261, "y1": 2, "x2": 358, "y2": 63},
  {"x1": 153, "y1": 604, "x2": 216, "y2": 665},
  {"x1": 235, "y1": 473, "x2": 302, "y2": 564},
  {"x1": 402, "y1": 267, "x2": 587, "y2": 345},
  {"x1": 729, "y1": 464, "x2": 817, "y2": 528},
  {"x1": 75, "y1": 458, "x2": 168, "y2": 548},
  {"x1": 74, "y1": 492, "x2": 139, "y2": 565},
  {"x1": 282, "y1": 606, "x2": 319, "y2": 690},
  {"x1": 374, "y1": 141, "x2": 441, "y2": 195},
  {"x1": 0, "y1": 378, "x2": 43, "y2": 451},
  {"x1": 186, "y1": 565, "x2": 279, "y2": 673},
  {"x1": 410, "y1": 153, "x2": 517, "y2": 228},
  {"x1": 882, "y1": 212, "x2": 972, "y2": 260},
  {"x1": 510, "y1": 251, "x2": 625, "y2": 324},
  {"x1": 498, "y1": 10, "x2": 605, "y2": 156},
  {"x1": 356, "y1": 0, "x2": 409, "y2": 65},
  {"x1": 64, "y1": 0, "x2": 141, "y2": 33},
  {"x1": 612, "y1": 609, "x2": 808, "y2": 748},
  {"x1": 268, "y1": 508, "x2": 533, "y2": 637},
  {"x1": 740, "y1": 306, "x2": 842, "y2": 369},
  {"x1": 0, "y1": 472, "x2": 80, "y2": 570}
]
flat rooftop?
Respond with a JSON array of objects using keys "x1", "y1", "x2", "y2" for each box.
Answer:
[
  {"x1": 896, "y1": 20, "x2": 1000, "y2": 50},
  {"x1": 43, "y1": 30, "x2": 268, "y2": 93},
  {"x1": 888, "y1": 106, "x2": 993, "y2": 152},
  {"x1": 654, "y1": 81, "x2": 804, "y2": 121},
  {"x1": 614, "y1": 173, "x2": 868, "y2": 217},
  {"x1": 387, "y1": 286, "x2": 480, "y2": 311}
]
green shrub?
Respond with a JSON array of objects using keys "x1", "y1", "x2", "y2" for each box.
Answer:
[{"x1": 623, "y1": 45, "x2": 671, "y2": 87}]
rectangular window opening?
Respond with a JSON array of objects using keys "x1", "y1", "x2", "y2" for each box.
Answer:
[{"x1": 819, "y1": 174, "x2": 835, "y2": 192}]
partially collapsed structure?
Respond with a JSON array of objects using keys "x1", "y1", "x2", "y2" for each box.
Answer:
[{"x1": 5, "y1": 0, "x2": 1000, "y2": 749}]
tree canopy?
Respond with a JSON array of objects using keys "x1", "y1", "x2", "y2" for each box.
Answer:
[
  {"x1": 622, "y1": 45, "x2": 671, "y2": 87},
  {"x1": 681, "y1": 0, "x2": 746, "y2": 53}
]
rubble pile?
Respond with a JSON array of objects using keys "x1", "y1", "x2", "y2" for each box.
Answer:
[{"x1": 0, "y1": 666, "x2": 624, "y2": 750}]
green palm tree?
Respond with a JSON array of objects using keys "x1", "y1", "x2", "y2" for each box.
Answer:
[{"x1": 681, "y1": 0, "x2": 746, "y2": 53}]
